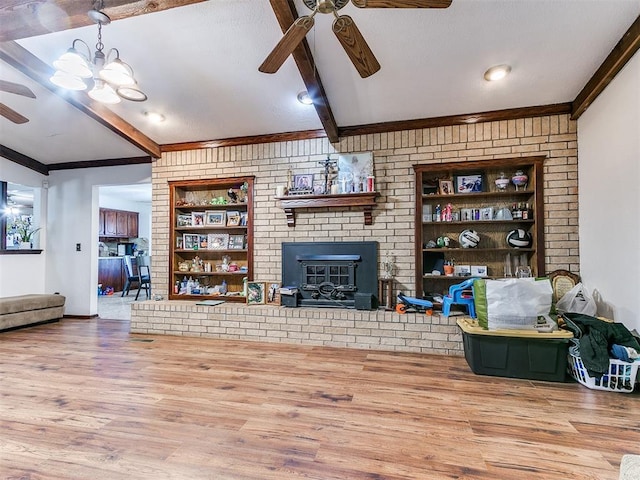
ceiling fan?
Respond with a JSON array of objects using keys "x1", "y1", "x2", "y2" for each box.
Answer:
[
  {"x1": 259, "y1": 0, "x2": 452, "y2": 79},
  {"x1": 0, "y1": 79, "x2": 36, "y2": 124}
]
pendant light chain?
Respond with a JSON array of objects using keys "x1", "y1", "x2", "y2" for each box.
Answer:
[{"x1": 96, "y1": 22, "x2": 104, "y2": 54}]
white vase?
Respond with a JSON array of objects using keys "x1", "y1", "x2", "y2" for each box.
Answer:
[{"x1": 20, "y1": 242, "x2": 31, "y2": 250}]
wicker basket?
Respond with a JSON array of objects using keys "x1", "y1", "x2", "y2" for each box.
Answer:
[{"x1": 568, "y1": 353, "x2": 639, "y2": 393}]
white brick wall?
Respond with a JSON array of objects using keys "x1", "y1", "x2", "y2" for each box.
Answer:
[{"x1": 136, "y1": 114, "x2": 578, "y2": 353}]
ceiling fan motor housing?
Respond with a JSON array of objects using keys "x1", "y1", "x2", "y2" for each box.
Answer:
[{"x1": 303, "y1": 0, "x2": 350, "y2": 13}]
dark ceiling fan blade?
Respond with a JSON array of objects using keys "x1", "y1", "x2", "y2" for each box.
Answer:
[
  {"x1": 352, "y1": 0, "x2": 452, "y2": 7},
  {"x1": 0, "y1": 79, "x2": 36, "y2": 98},
  {"x1": 0, "y1": 103, "x2": 29, "y2": 124},
  {"x1": 259, "y1": 16, "x2": 315, "y2": 74},
  {"x1": 332, "y1": 15, "x2": 381, "y2": 78}
]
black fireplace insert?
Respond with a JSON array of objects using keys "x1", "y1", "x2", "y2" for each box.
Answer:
[{"x1": 281, "y1": 241, "x2": 378, "y2": 308}]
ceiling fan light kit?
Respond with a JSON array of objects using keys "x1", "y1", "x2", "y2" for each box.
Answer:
[
  {"x1": 49, "y1": 2, "x2": 146, "y2": 104},
  {"x1": 50, "y1": 70, "x2": 88, "y2": 91},
  {"x1": 260, "y1": 0, "x2": 452, "y2": 78}
]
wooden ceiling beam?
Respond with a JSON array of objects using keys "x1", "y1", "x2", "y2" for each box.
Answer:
[
  {"x1": 0, "y1": 0, "x2": 206, "y2": 43},
  {"x1": 267, "y1": 0, "x2": 340, "y2": 143},
  {"x1": 0, "y1": 41, "x2": 161, "y2": 158},
  {"x1": 571, "y1": 15, "x2": 640, "y2": 120}
]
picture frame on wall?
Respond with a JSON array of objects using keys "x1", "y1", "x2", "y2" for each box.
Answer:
[
  {"x1": 247, "y1": 282, "x2": 266, "y2": 305},
  {"x1": 455, "y1": 174, "x2": 483, "y2": 194},
  {"x1": 438, "y1": 180, "x2": 454, "y2": 195}
]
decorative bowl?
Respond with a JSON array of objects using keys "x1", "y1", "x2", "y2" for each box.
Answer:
[
  {"x1": 495, "y1": 178, "x2": 510, "y2": 190},
  {"x1": 512, "y1": 170, "x2": 528, "y2": 187}
]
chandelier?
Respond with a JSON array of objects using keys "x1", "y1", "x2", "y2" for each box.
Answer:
[{"x1": 50, "y1": 1, "x2": 146, "y2": 104}]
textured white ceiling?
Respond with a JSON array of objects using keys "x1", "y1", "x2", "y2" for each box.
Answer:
[{"x1": 2, "y1": 0, "x2": 639, "y2": 165}]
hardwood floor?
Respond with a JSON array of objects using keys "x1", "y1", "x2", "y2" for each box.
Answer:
[{"x1": 0, "y1": 318, "x2": 637, "y2": 480}]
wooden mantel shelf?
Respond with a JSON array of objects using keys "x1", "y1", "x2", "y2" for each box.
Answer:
[{"x1": 276, "y1": 192, "x2": 380, "y2": 227}]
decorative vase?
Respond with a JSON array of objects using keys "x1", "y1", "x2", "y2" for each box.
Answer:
[
  {"x1": 511, "y1": 170, "x2": 528, "y2": 190},
  {"x1": 495, "y1": 172, "x2": 510, "y2": 191}
]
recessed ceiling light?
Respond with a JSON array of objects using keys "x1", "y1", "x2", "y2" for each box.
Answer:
[
  {"x1": 144, "y1": 111, "x2": 165, "y2": 123},
  {"x1": 484, "y1": 64, "x2": 512, "y2": 82},
  {"x1": 297, "y1": 91, "x2": 313, "y2": 105}
]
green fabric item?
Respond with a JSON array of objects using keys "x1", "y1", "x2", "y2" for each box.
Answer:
[
  {"x1": 561, "y1": 312, "x2": 640, "y2": 376},
  {"x1": 474, "y1": 279, "x2": 488, "y2": 329}
]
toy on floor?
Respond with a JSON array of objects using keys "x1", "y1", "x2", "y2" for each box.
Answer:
[{"x1": 396, "y1": 292, "x2": 433, "y2": 315}]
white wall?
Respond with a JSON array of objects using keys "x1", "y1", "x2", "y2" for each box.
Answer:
[
  {"x1": 0, "y1": 158, "x2": 48, "y2": 296},
  {"x1": 578, "y1": 51, "x2": 640, "y2": 331},
  {"x1": 0, "y1": 159, "x2": 152, "y2": 313},
  {"x1": 45, "y1": 164, "x2": 152, "y2": 316}
]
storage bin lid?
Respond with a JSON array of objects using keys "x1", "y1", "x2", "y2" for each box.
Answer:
[{"x1": 457, "y1": 318, "x2": 573, "y2": 339}]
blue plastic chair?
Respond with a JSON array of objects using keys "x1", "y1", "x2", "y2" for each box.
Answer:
[{"x1": 441, "y1": 278, "x2": 477, "y2": 318}]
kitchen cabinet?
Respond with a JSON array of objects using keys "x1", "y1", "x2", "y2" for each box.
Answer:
[
  {"x1": 104, "y1": 209, "x2": 118, "y2": 236},
  {"x1": 413, "y1": 156, "x2": 545, "y2": 301},
  {"x1": 98, "y1": 257, "x2": 125, "y2": 292},
  {"x1": 169, "y1": 176, "x2": 254, "y2": 302},
  {"x1": 99, "y1": 208, "x2": 139, "y2": 238}
]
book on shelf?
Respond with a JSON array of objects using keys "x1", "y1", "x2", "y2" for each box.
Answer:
[{"x1": 279, "y1": 286, "x2": 298, "y2": 295}]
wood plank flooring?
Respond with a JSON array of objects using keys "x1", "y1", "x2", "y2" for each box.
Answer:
[{"x1": 0, "y1": 318, "x2": 638, "y2": 479}]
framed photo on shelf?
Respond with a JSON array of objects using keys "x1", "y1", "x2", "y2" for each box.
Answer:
[
  {"x1": 191, "y1": 211, "x2": 206, "y2": 226},
  {"x1": 207, "y1": 233, "x2": 229, "y2": 250},
  {"x1": 228, "y1": 234, "x2": 245, "y2": 250},
  {"x1": 239, "y1": 212, "x2": 248, "y2": 226},
  {"x1": 226, "y1": 211, "x2": 241, "y2": 226},
  {"x1": 471, "y1": 265, "x2": 488, "y2": 277},
  {"x1": 204, "y1": 210, "x2": 226, "y2": 226},
  {"x1": 198, "y1": 234, "x2": 208, "y2": 249},
  {"x1": 293, "y1": 174, "x2": 313, "y2": 192},
  {"x1": 183, "y1": 233, "x2": 199, "y2": 250},
  {"x1": 177, "y1": 214, "x2": 192, "y2": 227},
  {"x1": 176, "y1": 236, "x2": 183, "y2": 249},
  {"x1": 455, "y1": 174, "x2": 483, "y2": 194},
  {"x1": 266, "y1": 282, "x2": 281, "y2": 305},
  {"x1": 438, "y1": 180, "x2": 454, "y2": 195},
  {"x1": 246, "y1": 282, "x2": 266, "y2": 305}
]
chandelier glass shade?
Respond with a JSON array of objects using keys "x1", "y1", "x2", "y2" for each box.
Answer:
[{"x1": 50, "y1": 9, "x2": 146, "y2": 104}]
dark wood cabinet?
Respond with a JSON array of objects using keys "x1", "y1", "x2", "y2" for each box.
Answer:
[
  {"x1": 98, "y1": 209, "x2": 105, "y2": 236},
  {"x1": 104, "y1": 209, "x2": 118, "y2": 236},
  {"x1": 99, "y1": 208, "x2": 139, "y2": 238},
  {"x1": 127, "y1": 212, "x2": 138, "y2": 238},
  {"x1": 116, "y1": 211, "x2": 128, "y2": 236},
  {"x1": 98, "y1": 257, "x2": 125, "y2": 292}
]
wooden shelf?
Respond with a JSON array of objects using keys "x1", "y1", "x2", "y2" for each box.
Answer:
[
  {"x1": 276, "y1": 192, "x2": 379, "y2": 226},
  {"x1": 169, "y1": 176, "x2": 254, "y2": 302},
  {"x1": 414, "y1": 156, "x2": 545, "y2": 297},
  {"x1": 421, "y1": 190, "x2": 534, "y2": 201}
]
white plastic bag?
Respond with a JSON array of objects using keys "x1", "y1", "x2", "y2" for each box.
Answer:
[
  {"x1": 484, "y1": 278, "x2": 553, "y2": 329},
  {"x1": 556, "y1": 282, "x2": 597, "y2": 316}
]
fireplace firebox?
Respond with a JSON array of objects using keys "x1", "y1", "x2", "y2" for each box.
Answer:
[{"x1": 281, "y1": 242, "x2": 378, "y2": 309}]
